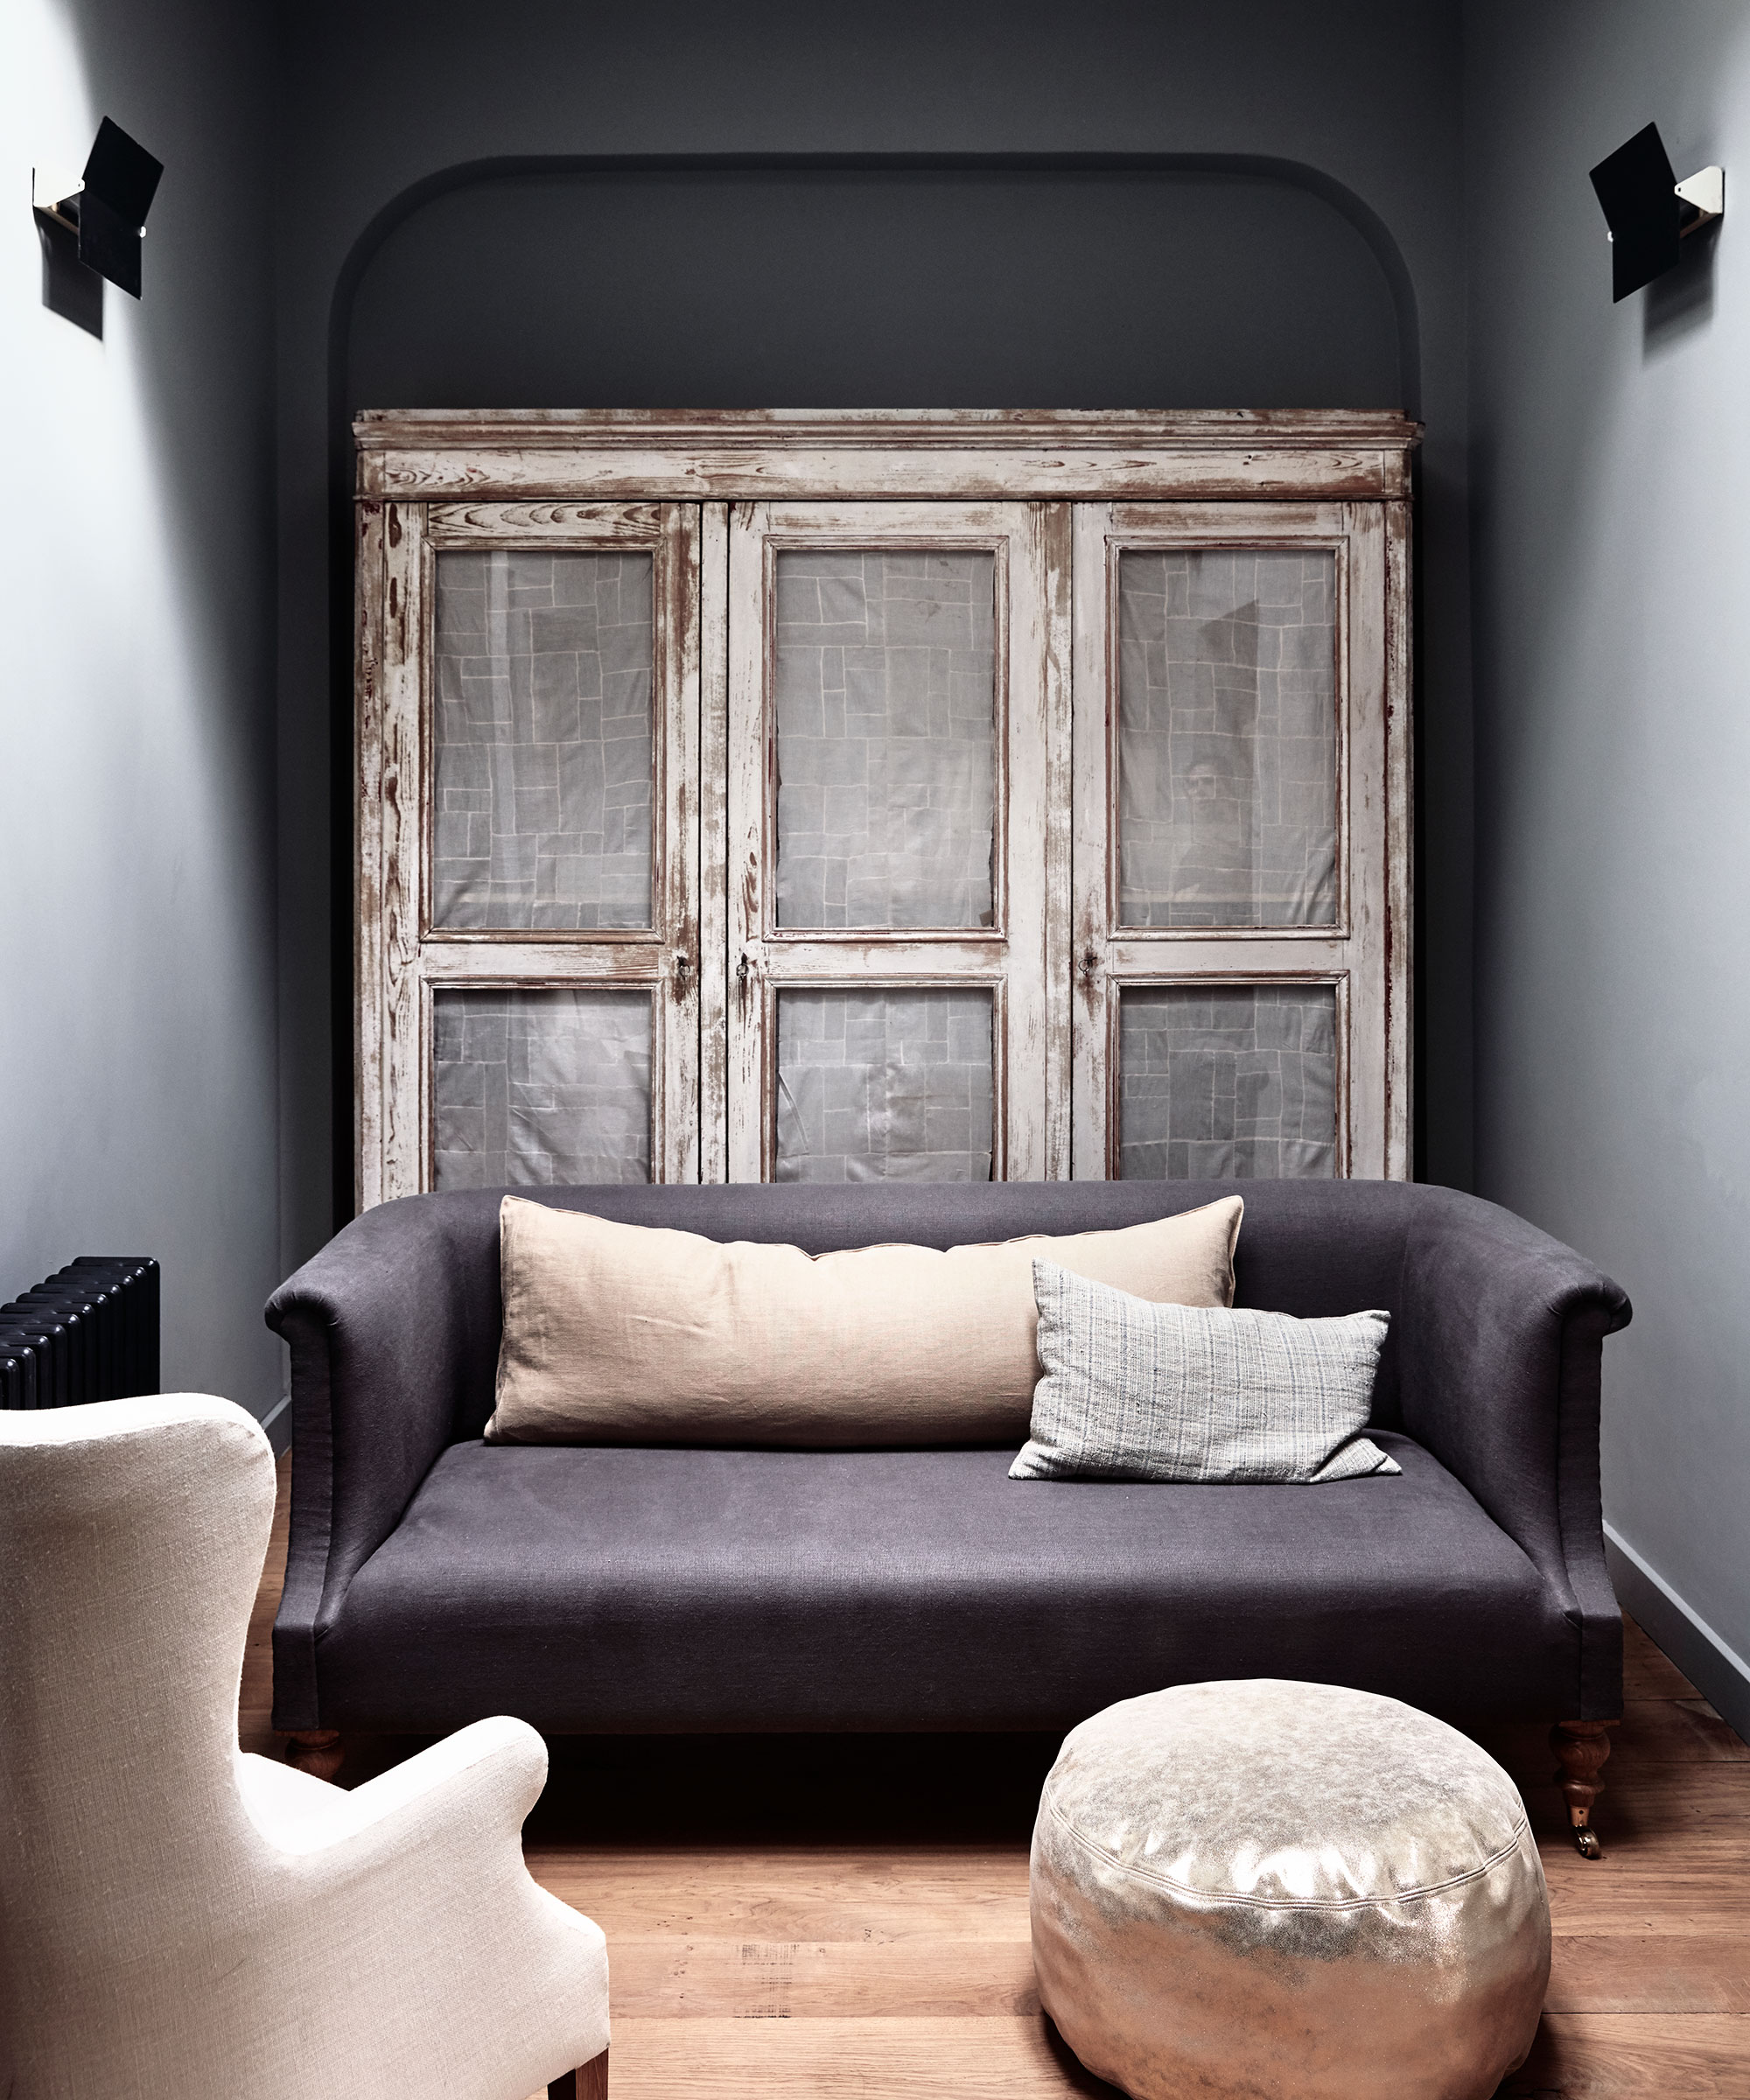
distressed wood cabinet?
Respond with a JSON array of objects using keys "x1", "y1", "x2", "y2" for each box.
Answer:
[{"x1": 354, "y1": 410, "x2": 1416, "y2": 1206}]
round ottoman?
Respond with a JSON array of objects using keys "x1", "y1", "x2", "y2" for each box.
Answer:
[{"x1": 1031, "y1": 1681, "x2": 1549, "y2": 2100}]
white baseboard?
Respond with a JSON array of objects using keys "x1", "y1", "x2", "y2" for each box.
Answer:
[
  {"x1": 1605, "y1": 1521, "x2": 1750, "y2": 1743},
  {"x1": 259, "y1": 1389, "x2": 292, "y2": 1455}
]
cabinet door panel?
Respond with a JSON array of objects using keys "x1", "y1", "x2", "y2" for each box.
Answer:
[
  {"x1": 430, "y1": 549, "x2": 655, "y2": 932},
  {"x1": 1116, "y1": 549, "x2": 1339, "y2": 930},
  {"x1": 1116, "y1": 981, "x2": 1340, "y2": 1180},
  {"x1": 774, "y1": 985, "x2": 995, "y2": 1183},
  {"x1": 726, "y1": 500, "x2": 1068, "y2": 1182},
  {"x1": 431, "y1": 985, "x2": 652, "y2": 1188},
  {"x1": 1073, "y1": 501, "x2": 1406, "y2": 1181},
  {"x1": 774, "y1": 549, "x2": 998, "y2": 932},
  {"x1": 360, "y1": 500, "x2": 701, "y2": 1205}
]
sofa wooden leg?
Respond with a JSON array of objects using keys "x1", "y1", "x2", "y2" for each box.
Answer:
[
  {"x1": 284, "y1": 1727, "x2": 344, "y2": 1782},
  {"x1": 551, "y1": 2051, "x2": 607, "y2": 2100},
  {"x1": 1550, "y1": 1719, "x2": 1617, "y2": 1858}
]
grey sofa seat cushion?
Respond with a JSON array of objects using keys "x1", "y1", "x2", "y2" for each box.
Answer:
[{"x1": 318, "y1": 1432, "x2": 1577, "y2": 1733}]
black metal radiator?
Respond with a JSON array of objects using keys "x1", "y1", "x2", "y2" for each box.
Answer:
[{"x1": 0, "y1": 1257, "x2": 159, "y2": 1410}]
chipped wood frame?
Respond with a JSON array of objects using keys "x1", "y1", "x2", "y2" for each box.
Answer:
[
  {"x1": 1068, "y1": 500, "x2": 1408, "y2": 1180},
  {"x1": 356, "y1": 410, "x2": 1417, "y2": 1204},
  {"x1": 357, "y1": 497, "x2": 701, "y2": 1207},
  {"x1": 723, "y1": 499, "x2": 1063, "y2": 1184},
  {"x1": 354, "y1": 410, "x2": 1417, "y2": 504}
]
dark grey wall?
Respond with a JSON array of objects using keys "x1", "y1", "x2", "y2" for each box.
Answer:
[
  {"x1": 275, "y1": 0, "x2": 1474, "y2": 1271},
  {"x1": 1466, "y1": 0, "x2": 1750, "y2": 1729},
  {"x1": 347, "y1": 166, "x2": 1404, "y2": 411},
  {"x1": 2, "y1": 0, "x2": 283, "y2": 1423}
]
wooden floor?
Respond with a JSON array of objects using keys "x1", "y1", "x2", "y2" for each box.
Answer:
[{"x1": 244, "y1": 1457, "x2": 1750, "y2": 2096}]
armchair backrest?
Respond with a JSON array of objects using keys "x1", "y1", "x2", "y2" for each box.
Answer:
[{"x1": 0, "y1": 1396, "x2": 276, "y2": 2040}]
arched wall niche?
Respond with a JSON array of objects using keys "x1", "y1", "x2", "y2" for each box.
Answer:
[
  {"x1": 321, "y1": 153, "x2": 1424, "y2": 1214},
  {"x1": 337, "y1": 156, "x2": 1419, "y2": 419}
]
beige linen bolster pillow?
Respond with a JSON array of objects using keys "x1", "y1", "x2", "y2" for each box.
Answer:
[{"x1": 486, "y1": 1193, "x2": 1242, "y2": 1448}]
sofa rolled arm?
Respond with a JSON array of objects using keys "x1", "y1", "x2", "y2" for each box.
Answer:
[
  {"x1": 1396, "y1": 1190, "x2": 1631, "y2": 1718},
  {"x1": 266, "y1": 1194, "x2": 500, "y2": 1730}
]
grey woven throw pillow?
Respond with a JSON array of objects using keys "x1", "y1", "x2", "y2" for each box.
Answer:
[{"x1": 1012, "y1": 1259, "x2": 1399, "y2": 1484}]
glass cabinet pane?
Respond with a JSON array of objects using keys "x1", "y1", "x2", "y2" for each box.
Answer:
[
  {"x1": 1118, "y1": 550, "x2": 1338, "y2": 928},
  {"x1": 774, "y1": 551, "x2": 996, "y2": 929},
  {"x1": 432, "y1": 987, "x2": 651, "y2": 1188},
  {"x1": 1118, "y1": 984, "x2": 1336, "y2": 1180},
  {"x1": 432, "y1": 550, "x2": 654, "y2": 930},
  {"x1": 774, "y1": 987, "x2": 993, "y2": 1181}
]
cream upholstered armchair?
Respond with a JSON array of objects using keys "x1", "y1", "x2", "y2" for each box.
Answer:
[{"x1": 0, "y1": 1394, "x2": 609, "y2": 2100}]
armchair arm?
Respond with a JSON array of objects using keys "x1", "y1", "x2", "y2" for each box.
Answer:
[
  {"x1": 266, "y1": 1191, "x2": 503, "y2": 1729},
  {"x1": 249, "y1": 1716, "x2": 548, "y2": 1856},
  {"x1": 1396, "y1": 1189, "x2": 1631, "y2": 1719},
  {"x1": 243, "y1": 1718, "x2": 610, "y2": 2096}
]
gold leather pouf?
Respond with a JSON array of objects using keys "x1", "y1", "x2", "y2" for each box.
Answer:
[{"x1": 1031, "y1": 1681, "x2": 1550, "y2": 2100}]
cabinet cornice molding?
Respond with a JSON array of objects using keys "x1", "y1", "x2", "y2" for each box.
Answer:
[{"x1": 354, "y1": 408, "x2": 1423, "y2": 505}]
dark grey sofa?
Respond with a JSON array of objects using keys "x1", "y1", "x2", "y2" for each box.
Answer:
[{"x1": 267, "y1": 1180, "x2": 1630, "y2": 1839}]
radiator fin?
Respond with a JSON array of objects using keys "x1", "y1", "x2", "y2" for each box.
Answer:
[{"x1": 0, "y1": 1257, "x2": 159, "y2": 1409}]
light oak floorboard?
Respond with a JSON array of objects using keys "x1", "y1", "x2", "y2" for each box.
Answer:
[
  {"x1": 525, "y1": 1846, "x2": 1035, "y2": 1942},
  {"x1": 1545, "y1": 1938, "x2": 1750, "y2": 2016},
  {"x1": 247, "y1": 1457, "x2": 1750, "y2": 2096},
  {"x1": 603, "y1": 1937, "x2": 1043, "y2": 2020},
  {"x1": 1621, "y1": 1617, "x2": 1698, "y2": 1702},
  {"x1": 603, "y1": 2017, "x2": 1122, "y2": 2098},
  {"x1": 1502, "y1": 2015, "x2": 1750, "y2": 2096}
]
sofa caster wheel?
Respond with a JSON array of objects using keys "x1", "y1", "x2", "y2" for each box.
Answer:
[
  {"x1": 1550, "y1": 1718, "x2": 1614, "y2": 1861},
  {"x1": 284, "y1": 1727, "x2": 344, "y2": 1782}
]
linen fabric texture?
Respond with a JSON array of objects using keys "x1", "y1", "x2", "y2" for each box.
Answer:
[
  {"x1": 316, "y1": 1432, "x2": 1582, "y2": 1734},
  {"x1": 487, "y1": 1191, "x2": 1242, "y2": 1446},
  {"x1": 1030, "y1": 1680, "x2": 1550, "y2": 2100},
  {"x1": 1013, "y1": 1260, "x2": 1398, "y2": 1482},
  {"x1": 0, "y1": 1395, "x2": 608, "y2": 2100},
  {"x1": 267, "y1": 1180, "x2": 1633, "y2": 1739}
]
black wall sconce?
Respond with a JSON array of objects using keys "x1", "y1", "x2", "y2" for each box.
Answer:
[
  {"x1": 32, "y1": 118, "x2": 163, "y2": 300},
  {"x1": 1590, "y1": 123, "x2": 1724, "y2": 302}
]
